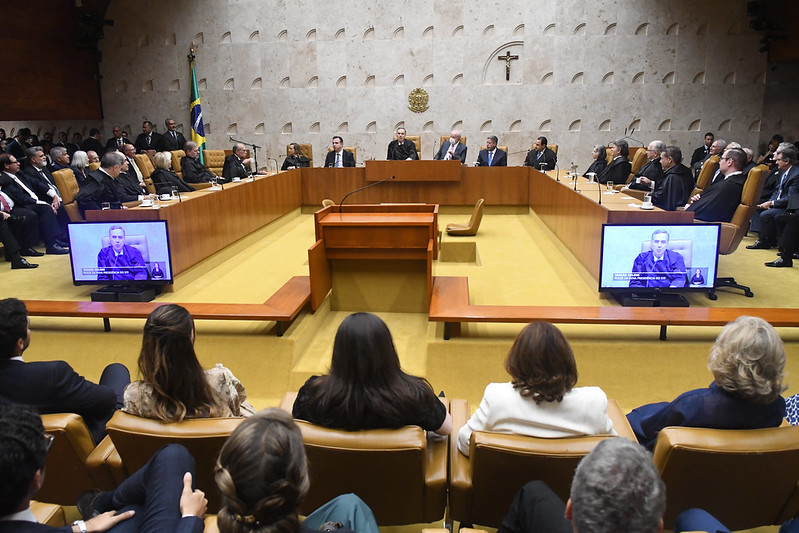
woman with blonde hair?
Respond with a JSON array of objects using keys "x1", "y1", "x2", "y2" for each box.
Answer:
[
  {"x1": 151, "y1": 151, "x2": 195, "y2": 196},
  {"x1": 457, "y1": 321, "x2": 614, "y2": 456},
  {"x1": 627, "y1": 315, "x2": 786, "y2": 450},
  {"x1": 124, "y1": 304, "x2": 255, "y2": 421},
  {"x1": 214, "y1": 408, "x2": 378, "y2": 533}
]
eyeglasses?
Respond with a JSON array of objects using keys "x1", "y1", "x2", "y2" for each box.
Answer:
[{"x1": 44, "y1": 433, "x2": 54, "y2": 454}]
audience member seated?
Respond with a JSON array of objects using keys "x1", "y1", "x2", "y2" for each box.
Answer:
[
  {"x1": 0, "y1": 216, "x2": 37, "y2": 269},
  {"x1": 597, "y1": 139, "x2": 631, "y2": 185},
  {"x1": 180, "y1": 142, "x2": 216, "y2": 183},
  {"x1": 0, "y1": 298, "x2": 130, "y2": 443},
  {"x1": 651, "y1": 145, "x2": 693, "y2": 211},
  {"x1": 475, "y1": 135, "x2": 507, "y2": 167},
  {"x1": 47, "y1": 146, "x2": 71, "y2": 173},
  {"x1": 70, "y1": 150, "x2": 89, "y2": 187},
  {"x1": 151, "y1": 152, "x2": 196, "y2": 196},
  {"x1": 523, "y1": 136, "x2": 556, "y2": 170},
  {"x1": 76, "y1": 151, "x2": 126, "y2": 215},
  {"x1": 582, "y1": 144, "x2": 607, "y2": 177},
  {"x1": 756, "y1": 134, "x2": 784, "y2": 167},
  {"x1": 627, "y1": 315, "x2": 786, "y2": 451},
  {"x1": 134, "y1": 120, "x2": 162, "y2": 154},
  {"x1": 498, "y1": 438, "x2": 665, "y2": 533},
  {"x1": 116, "y1": 144, "x2": 152, "y2": 201},
  {"x1": 21, "y1": 147, "x2": 70, "y2": 234},
  {"x1": 0, "y1": 172, "x2": 42, "y2": 260},
  {"x1": 685, "y1": 147, "x2": 748, "y2": 223},
  {"x1": 282, "y1": 142, "x2": 311, "y2": 170},
  {"x1": 214, "y1": 408, "x2": 378, "y2": 533},
  {"x1": 626, "y1": 140, "x2": 665, "y2": 192},
  {"x1": 156, "y1": 118, "x2": 187, "y2": 152},
  {"x1": 0, "y1": 153, "x2": 69, "y2": 255},
  {"x1": 124, "y1": 304, "x2": 255, "y2": 421},
  {"x1": 0, "y1": 404, "x2": 207, "y2": 532},
  {"x1": 386, "y1": 127, "x2": 419, "y2": 161},
  {"x1": 323, "y1": 136, "x2": 357, "y2": 168},
  {"x1": 693, "y1": 138, "x2": 727, "y2": 179},
  {"x1": 690, "y1": 131, "x2": 715, "y2": 169},
  {"x1": 434, "y1": 130, "x2": 468, "y2": 162},
  {"x1": 747, "y1": 144, "x2": 799, "y2": 250},
  {"x1": 87, "y1": 151, "x2": 100, "y2": 165},
  {"x1": 222, "y1": 143, "x2": 256, "y2": 179},
  {"x1": 292, "y1": 312, "x2": 452, "y2": 434},
  {"x1": 457, "y1": 321, "x2": 614, "y2": 456}
]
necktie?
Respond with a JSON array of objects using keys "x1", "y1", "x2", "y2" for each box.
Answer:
[
  {"x1": 778, "y1": 171, "x2": 789, "y2": 199},
  {"x1": 40, "y1": 169, "x2": 60, "y2": 196},
  {"x1": 146, "y1": 135, "x2": 151, "y2": 147},
  {"x1": 172, "y1": 131, "x2": 177, "y2": 145},
  {"x1": 0, "y1": 193, "x2": 10, "y2": 212},
  {"x1": 488, "y1": 152, "x2": 493, "y2": 166},
  {"x1": 537, "y1": 152, "x2": 542, "y2": 161},
  {"x1": 336, "y1": 153, "x2": 341, "y2": 167}
]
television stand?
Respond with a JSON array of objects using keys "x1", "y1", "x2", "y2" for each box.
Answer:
[
  {"x1": 612, "y1": 291, "x2": 690, "y2": 308},
  {"x1": 91, "y1": 285, "x2": 162, "y2": 303}
]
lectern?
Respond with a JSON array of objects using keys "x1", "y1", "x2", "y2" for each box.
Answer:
[{"x1": 308, "y1": 204, "x2": 439, "y2": 312}]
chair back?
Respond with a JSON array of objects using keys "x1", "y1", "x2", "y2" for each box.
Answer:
[
  {"x1": 627, "y1": 148, "x2": 648, "y2": 183},
  {"x1": 105, "y1": 411, "x2": 244, "y2": 512},
  {"x1": 653, "y1": 425, "x2": 799, "y2": 530},
  {"x1": 479, "y1": 145, "x2": 509, "y2": 155},
  {"x1": 52, "y1": 168, "x2": 84, "y2": 221},
  {"x1": 548, "y1": 143, "x2": 558, "y2": 155},
  {"x1": 285, "y1": 143, "x2": 314, "y2": 167},
  {"x1": 203, "y1": 149, "x2": 226, "y2": 175},
  {"x1": 294, "y1": 420, "x2": 447, "y2": 525},
  {"x1": 322, "y1": 198, "x2": 335, "y2": 208},
  {"x1": 606, "y1": 147, "x2": 613, "y2": 165},
  {"x1": 447, "y1": 198, "x2": 485, "y2": 236},
  {"x1": 693, "y1": 155, "x2": 721, "y2": 195},
  {"x1": 718, "y1": 164, "x2": 768, "y2": 254},
  {"x1": 38, "y1": 413, "x2": 105, "y2": 505},
  {"x1": 134, "y1": 154, "x2": 154, "y2": 179},
  {"x1": 170, "y1": 150, "x2": 185, "y2": 179},
  {"x1": 89, "y1": 162, "x2": 101, "y2": 171}
]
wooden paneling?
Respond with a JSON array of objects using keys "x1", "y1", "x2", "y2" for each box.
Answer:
[{"x1": 365, "y1": 160, "x2": 462, "y2": 181}]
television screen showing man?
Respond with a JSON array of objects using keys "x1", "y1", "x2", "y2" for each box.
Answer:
[
  {"x1": 629, "y1": 229, "x2": 687, "y2": 288},
  {"x1": 97, "y1": 225, "x2": 148, "y2": 280}
]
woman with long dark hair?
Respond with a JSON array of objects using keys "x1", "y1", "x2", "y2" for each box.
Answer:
[
  {"x1": 292, "y1": 312, "x2": 452, "y2": 434},
  {"x1": 281, "y1": 143, "x2": 311, "y2": 170},
  {"x1": 124, "y1": 304, "x2": 254, "y2": 421}
]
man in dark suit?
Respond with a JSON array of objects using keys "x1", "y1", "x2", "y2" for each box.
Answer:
[
  {"x1": 625, "y1": 140, "x2": 665, "y2": 192},
  {"x1": 5, "y1": 128, "x2": 31, "y2": 168},
  {"x1": 222, "y1": 143, "x2": 256, "y2": 179},
  {"x1": 76, "y1": 151, "x2": 126, "y2": 215},
  {"x1": 324, "y1": 136, "x2": 356, "y2": 167},
  {"x1": 134, "y1": 120, "x2": 162, "y2": 153},
  {"x1": 0, "y1": 404, "x2": 207, "y2": 533},
  {"x1": 0, "y1": 153, "x2": 68, "y2": 255},
  {"x1": 434, "y1": 130, "x2": 468, "y2": 162},
  {"x1": 596, "y1": 139, "x2": 632, "y2": 185},
  {"x1": 81, "y1": 128, "x2": 105, "y2": 158},
  {"x1": 686, "y1": 147, "x2": 748, "y2": 223},
  {"x1": 21, "y1": 147, "x2": 70, "y2": 236},
  {"x1": 690, "y1": 132, "x2": 714, "y2": 167},
  {"x1": 0, "y1": 215, "x2": 37, "y2": 269},
  {"x1": 523, "y1": 136, "x2": 556, "y2": 170},
  {"x1": 475, "y1": 135, "x2": 508, "y2": 167},
  {"x1": 156, "y1": 118, "x2": 187, "y2": 152},
  {"x1": 651, "y1": 146, "x2": 693, "y2": 212},
  {"x1": 386, "y1": 127, "x2": 418, "y2": 160},
  {"x1": 692, "y1": 138, "x2": 727, "y2": 178},
  {"x1": 105, "y1": 125, "x2": 126, "y2": 152},
  {"x1": 747, "y1": 144, "x2": 799, "y2": 249},
  {"x1": 0, "y1": 298, "x2": 130, "y2": 443},
  {"x1": 181, "y1": 141, "x2": 216, "y2": 183}
]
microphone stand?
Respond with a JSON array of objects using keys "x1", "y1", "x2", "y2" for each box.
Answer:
[
  {"x1": 339, "y1": 176, "x2": 396, "y2": 213},
  {"x1": 596, "y1": 180, "x2": 602, "y2": 205},
  {"x1": 229, "y1": 136, "x2": 261, "y2": 174},
  {"x1": 268, "y1": 157, "x2": 278, "y2": 173}
]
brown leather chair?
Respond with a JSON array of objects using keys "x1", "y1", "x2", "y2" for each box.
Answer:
[
  {"x1": 449, "y1": 398, "x2": 635, "y2": 528},
  {"x1": 89, "y1": 162, "x2": 101, "y2": 171},
  {"x1": 96, "y1": 411, "x2": 244, "y2": 512},
  {"x1": 393, "y1": 135, "x2": 422, "y2": 159},
  {"x1": 280, "y1": 392, "x2": 447, "y2": 525},
  {"x1": 31, "y1": 501, "x2": 66, "y2": 527},
  {"x1": 203, "y1": 149, "x2": 226, "y2": 176},
  {"x1": 706, "y1": 164, "x2": 768, "y2": 299},
  {"x1": 170, "y1": 150, "x2": 186, "y2": 179},
  {"x1": 653, "y1": 425, "x2": 799, "y2": 530},
  {"x1": 51, "y1": 168, "x2": 84, "y2": 222},
  {"x1": 38, "y1": 413, "x2": 116, "y2": 505},
  {"x1": 690, "y1": 155, "x2": 721, "y2": 197},
  {"x1": 134, "y1": 154, "x2": 157, "y2": 193},
  {"x1": 548, "y1": 143, "x2": 558, "y2": 155},
  {"x1": 446, "y1": 198, "x2": 484, "y2": 236},
  {"x1": 626, "y1": 148, "x2": 648, "y2": 185}
]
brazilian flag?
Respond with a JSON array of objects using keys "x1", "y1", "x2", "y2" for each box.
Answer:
[{"x1": 189, "y1": 52, "x2": 206, "y2": 164}]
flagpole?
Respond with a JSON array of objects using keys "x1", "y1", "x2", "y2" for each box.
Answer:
[{"x1": 188, "y1": 43, "x2": 207, "y2": 165}]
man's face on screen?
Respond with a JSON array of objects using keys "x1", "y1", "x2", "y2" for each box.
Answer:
[
  {"x1": 651, "y1": 233, "x2": 668, "y2": 258},
  {"x1": 110, "y1": 229, "x2": 126, "y2": 252}
]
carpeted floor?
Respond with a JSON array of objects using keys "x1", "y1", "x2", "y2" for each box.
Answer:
[{"x1": 8, "y1": 207, "x2": 796, "y2": 532}]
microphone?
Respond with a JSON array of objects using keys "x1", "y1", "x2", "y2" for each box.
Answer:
[
  {"x1": 175, "y1": 187, "x2": 181, "y2": 203},
  {"x1": 338, "y1": 175, "x2": 396, "y2": 212},
  {"x1": 432, "y1": 141, "x2": 439, "y2": 159},
  {"x1": 268, "y1": 157, "x2": 278, "y2": 172}
]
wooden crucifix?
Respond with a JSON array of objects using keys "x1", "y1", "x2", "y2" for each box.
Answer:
[{"x1": 497, "y1": 50, "x2": 519, "y2": 81}]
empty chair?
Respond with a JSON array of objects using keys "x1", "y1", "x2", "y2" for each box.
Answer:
[
  {"x1": 446, "y1": 198, "x2": 484, "y2": 236},
  {"x1": 202, "y1": 149, "x2": 226, "y2": 176},
  {"x1": 322, "y1": 198, "x2": 335, "y2": 208}
]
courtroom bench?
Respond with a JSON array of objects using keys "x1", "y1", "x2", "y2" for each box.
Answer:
[
  {"x1": 25, "y1": 276, "x2": 311, "y2": 337},
  {"x1": 428, "y1": 276, "x2": 799, "y2": 340}
]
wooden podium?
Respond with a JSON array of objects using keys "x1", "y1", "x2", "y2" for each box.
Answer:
[{"x1": 308, "y1": 204, "x2": 439, "y2": 312}]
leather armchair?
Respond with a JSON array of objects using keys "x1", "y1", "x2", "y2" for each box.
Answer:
[
  {"x1": 170, "y1": 150, "x2": 186, "y2": 179},
  {"x1": 203, "y1": 149, "x2": 226, "y2": 176},
  {"x1": 449, "y1": 398, "x2": 635, "y2": 528},
  {"x1": 51, "y1": 168, "x2": 83, "y2": 222},
  {"x1": 690, "y1": 155, "x2": 721, "y2": 197}
]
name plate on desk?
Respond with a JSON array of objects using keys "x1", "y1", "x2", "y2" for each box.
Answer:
[{"x1": 365, "y1": 160, "x2": 462, "y2": 182}]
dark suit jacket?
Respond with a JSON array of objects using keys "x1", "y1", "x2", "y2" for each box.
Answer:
[
  {"x1": 181, "y1": 156, "x2": 215, "y2": 183},
  {"x1": 687, "y1": 171, "x2": 747, "y2": 222},
  {"x1": 523, "y1": 147, "x2": 556, "y2": 170},
  {"x1": 690, "y1": 145, "x2": 711, "y2": 167},
  {"x1": 476, "y1": 148, "x2": 508, "y2": 167},
  {"x1": 0, "y1": 172, "x2": 44, "y2": 209},
  {"x1": 583, "y1": 158, "x2": 607, "y2": 177},
  {"x1": 222, "y1": 154, "x2": 252, "y2": 179},
  {"x1": 156, "y1": 130, "x2": 187, "y2": 152},
  {"x1": 652, "y1": 164, "x2": 693, "y2": 211},
  {"x1": 434, "y1": 141, "x2": 468, "y2": 162},
  {"x1": 150, "y1": 168, "x2": 195, "y2": 196},
  {"x1": 21, "y1": 166, "x2": 59, "y2": 201},
  {"x1": 76, "y1": 169, "x2": 122, "y2": 214},
  {"x1": 80, "y1": 137, "x2": 105, "y2": 157},
  {"x1": 134, "y1": 131, "x2": 162, "y2": 153},
  {"x1": 627, "y1": 158, "x2": 664, "y2": 191},
  {"x1": 597, "y1": 157, "x2": 632, "y2": 185},
  {"x1": 115, "y1": 171, "x2": 147, "y2": 202},
  {"x1": 0, "y1": 359, "x2": 118, "y2": 444},
  {"x1": 768, "y1": 165, "x2": 799, "y2": 209},
  {"x1": 105, "y1": 136, "x2": 126, "y2": 152},
  {"x1": 324, "y1": 150, "x2": 356, "y2": 167}
]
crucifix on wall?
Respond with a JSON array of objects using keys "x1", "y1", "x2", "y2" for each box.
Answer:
[{"x1": 498, "y1": 50, "x2": 519, "y2": 81}]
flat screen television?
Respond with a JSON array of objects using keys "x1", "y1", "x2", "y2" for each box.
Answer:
[
  {"x1": 598, "y1": 223, "x2": 721, "y2": 304},
  {"x1": 67, "y1": 221, "x2": 174, "y2": 286}
]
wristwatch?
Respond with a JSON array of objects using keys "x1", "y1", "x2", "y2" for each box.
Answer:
[{"x1": 72, "y1": 519, "x2": 87, "y2": 533}]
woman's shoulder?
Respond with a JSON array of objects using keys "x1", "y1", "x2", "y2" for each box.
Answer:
[{"x1": 567, "y1": 386, "x2": 608, "y2": 399}]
